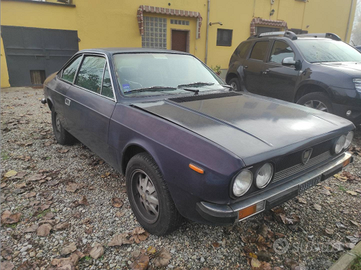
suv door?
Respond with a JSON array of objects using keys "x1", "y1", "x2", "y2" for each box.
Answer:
[
  {"x1": 260, "y1": 40, "x2": 300, "y2": 101},
  {"x1": 243, "y1": 41, "x2": 270, "y2": 94},
  {"x1": 64, "y1": 54, "x2": 116, "y2": 164}
]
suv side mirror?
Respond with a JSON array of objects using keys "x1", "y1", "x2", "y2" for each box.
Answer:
[
  {"x1": 282, "y1": 57, "x2": 302, "y2": 70},
  {"x1": 282, "y1": 57, "x2": 296, "y2": 66}
]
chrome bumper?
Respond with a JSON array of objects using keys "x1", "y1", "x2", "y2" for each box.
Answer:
[{"x1": 196, "y1": 152, "x2": 352, "y2": 224}]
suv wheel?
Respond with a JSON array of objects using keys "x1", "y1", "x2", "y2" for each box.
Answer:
[
  {"x1": 297, "y1": 92, "x2": 333, "y2": 113},
  {"x1": 229, "y1": 78, "x2": 241, "y2": 91}
]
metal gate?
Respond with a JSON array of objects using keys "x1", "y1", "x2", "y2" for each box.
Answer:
[{"x1": 1, "y1": 26, "x2": 79, "y2": 87}]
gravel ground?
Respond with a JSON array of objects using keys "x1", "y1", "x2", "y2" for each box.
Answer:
[{"x1": 1, "y1": 87, "x2": 361, "y2": 270}]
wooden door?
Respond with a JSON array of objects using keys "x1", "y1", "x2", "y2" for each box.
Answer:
[{"x1": 171, "y1": 30, "x2": 188, "y2": 52}]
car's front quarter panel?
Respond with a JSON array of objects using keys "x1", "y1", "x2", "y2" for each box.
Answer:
[{"x1": 108, "y1": 103, "x2": 245, "y2": 221}]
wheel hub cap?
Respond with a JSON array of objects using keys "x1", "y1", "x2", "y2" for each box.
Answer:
[{"x1": 304, "y1": 100, "x2": 328, "y2": 112}]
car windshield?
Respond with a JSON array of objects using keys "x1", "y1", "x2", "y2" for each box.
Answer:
[
  {"x1": 113, "y1": 53, "x2": 223, "y2": 97},
  {"x1": 295, "y1": 39, "x2": 361, "y2": 63}
]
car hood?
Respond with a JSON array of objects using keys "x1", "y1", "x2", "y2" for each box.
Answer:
[
  {"x1": 132, "y1": 92, "x2": 353, "y2": 165},
  {"x1": 318, "y1": 62, "x2": 361, "y2": 76}
]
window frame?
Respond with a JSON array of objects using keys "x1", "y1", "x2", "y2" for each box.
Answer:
[
  {"x1": 58, "y1": 52, "x2": 117, "y2": 102},
  {"x1": 216, "y1": 29, "x2": 233, "y2": 47},
  {"x1": 268, "y1": 40, "x2": 295, "y2": 65}
]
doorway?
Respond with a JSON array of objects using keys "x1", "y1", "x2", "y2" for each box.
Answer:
[{"x1": 171, "y1": 30, "x2": 189, "y2": 52}]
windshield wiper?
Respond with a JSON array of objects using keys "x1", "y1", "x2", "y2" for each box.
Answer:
[
  {"x1": 221, "y1": 84, "x2": 234, "y2": 90},
  {"x1": 124, "y1": 86, "x2": 177, "y2": 94},
  {"x1": 177, "y1": 82, "x2": 215, "y2": 88},
  {"x1": 181, "y1": 88, "x2": 199, "y2": 95}
]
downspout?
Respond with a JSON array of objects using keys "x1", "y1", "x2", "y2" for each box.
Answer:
[
  {"x1": 345, "y1": 0, "x2": 355, "y2": 42},
  {"x1": 205, "y1": 0, "x2": 210, "y2": 64}
]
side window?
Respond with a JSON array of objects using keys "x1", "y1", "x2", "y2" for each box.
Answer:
[
  {"x1": 269, "y1": 41, "x2": 295, "y2": 64},
  {"x1": 250, "y1": 41, "x2": 269, "y2": 61},
  {"x1": 75, "y1": 56, "x2": 106, "y2": 93},
  {"x1": 61, "y1": 56, "x2": 82, "y2": 83},
  {"x1": 101, "y1": 65, "x2": 114, "y2": 99},
  {"x1": 239, "y1": 42, "x2": 252, "y2": 58}
]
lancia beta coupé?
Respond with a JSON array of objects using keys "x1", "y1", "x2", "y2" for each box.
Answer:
[{"x1": 42, "y1": 48, "x2": 354, "y2": 235}]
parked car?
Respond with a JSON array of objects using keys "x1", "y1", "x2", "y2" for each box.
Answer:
[
  {"x1": 226, "y1": 31, "x2": 361, "y2": 124},
  {"x1": 42, "y1": 48, "x2": 354, "y2": 235}
]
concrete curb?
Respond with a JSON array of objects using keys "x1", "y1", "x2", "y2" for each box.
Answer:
[{"x1": 329, "y1": 241, "x2": 361, "y2": 270}]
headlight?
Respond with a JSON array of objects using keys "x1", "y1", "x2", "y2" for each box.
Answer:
[
  {"x1": 256, "y1": 163, "x2": 274, "y2": 189},
  {"x1": 344, "y1": 131, "x2": 354, "y2": 149},
  {"x1": 334, "y1": 135, "x2": 346, "y2": 154},
  {"x1": 233, "y1": 170, "x2": 253, "y2": 197},
  {"x1": 353, "y1": 79, "x2": 361, "y2": 92}
]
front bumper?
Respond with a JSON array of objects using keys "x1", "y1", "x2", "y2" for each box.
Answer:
[{"x1": 196, "y1": 152, "x2": 352, "y2": 225}]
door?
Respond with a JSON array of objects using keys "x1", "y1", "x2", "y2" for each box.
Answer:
[
  {"x1": 243, "y1": 41, "x2": 270, "y2": 94},
  {"x1": 64, "y1": 54, "x2": 116, "y2": 164},
  {"x1": 260, "y1": 40, "x2": 300, "y2": 102},
  {"x1": 171, "y1": 30, "x2": 188, "y2": 52},
  {"x1": 1, "y1": 26, "x2": 78, "y2": 87}
]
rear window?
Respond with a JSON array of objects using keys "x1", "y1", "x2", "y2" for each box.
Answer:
[{"x1": 250, "y1": 41, "x2": 269, "y2": 61}]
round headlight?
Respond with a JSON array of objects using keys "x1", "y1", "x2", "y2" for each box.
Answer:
[
  {"x1": 256, "y1": 163, "x2": 274, "y2": 189},
  {"x1": 344, "y1": 131, "x2": 354, "y2": 149},
  {"x1": 334, "y1": 135, "x2": 346, "y2": 154},
  {"x1": 233, "y1": 170, "x2": 253, "y2": 197}
]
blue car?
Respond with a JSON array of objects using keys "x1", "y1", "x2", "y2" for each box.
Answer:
[{"x1": 42, "y1": 48, "x2": 354, "y2": 235}]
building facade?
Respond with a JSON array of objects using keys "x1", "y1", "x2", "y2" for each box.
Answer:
[{"x1": 1, "y1": 0, "x2": 356, "y2": 88}]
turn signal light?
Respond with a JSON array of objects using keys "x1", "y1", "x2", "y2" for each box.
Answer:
[
  {"x1": 238, "y1": 201, "x2": 265, "y2": 220},
  {"x1": 189, "y1": 164, "x2": 204, "y2": 174},
  {"x1": 342, "y1": 157, "x2": 351, "y2": 167}
]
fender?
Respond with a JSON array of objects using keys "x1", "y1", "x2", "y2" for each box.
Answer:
[{"x1": 295, "y1": 79, "x2": 335, "y2": 101}]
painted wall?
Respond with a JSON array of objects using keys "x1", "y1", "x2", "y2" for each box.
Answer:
[{"x1": 0, "y1": 0, "x2": 356, "y2": 87}]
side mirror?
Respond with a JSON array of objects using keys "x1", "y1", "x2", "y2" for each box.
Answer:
[
  {"x1": 282, "y1": 57, "x2": 302, "y2": 71},
  {"x1": 282, "y1": 57, "x2": 296, "y2": 66}
]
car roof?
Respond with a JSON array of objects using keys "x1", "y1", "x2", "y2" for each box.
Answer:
[{"x1": 78, "y1": 47, "x2": 191, "y2": 55}]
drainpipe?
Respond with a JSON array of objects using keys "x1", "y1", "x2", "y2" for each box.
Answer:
[
  {"x1": 345, "y1": 0, "x2": 355, "y2": 42},
  {"x1": 205, "y1": 0, "x2": 210, "y2": 64}
]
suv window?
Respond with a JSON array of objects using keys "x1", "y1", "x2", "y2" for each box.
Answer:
[
  {"x1": 61, "y1": 56, "x2": 82, "y2": 83},
  {"x1": 237, "y1": 42, "x2": 252, "y2": 58},
  {"x1": 101, "y1": 65, "x2": 114, "y2": 98},
  {"x1": 75, "y1": 56, "x2": 106, "y2": 94},
  {"x1": 250, "y1": 41, "x2": 268, "y2": 61},
  {"x1": 269, "y1": 41, "x2": 294, "y2": 64}
]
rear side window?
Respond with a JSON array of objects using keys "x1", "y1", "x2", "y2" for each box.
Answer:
[
  {"x1": 250, "y1": 41, "x2": 269, "y2": 61},
  {"x1": 61, "y1": 56, "x2": 82, "y2": 83},
  {"x1": 237, "y1": 42, "x2": 252, "y2": 58},
  {"x1": 269, "y1": 41, "x2": 294, "y2": 64},
  {"x1": 75, "y1": 56, "x2": 106, "y2": 94}
]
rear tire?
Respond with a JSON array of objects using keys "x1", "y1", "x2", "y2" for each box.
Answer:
[
  {"x1": 51, "y1": 110, "x2": 75, "y2": 145},
  {"x1": 229, "y1": 78, "x2": 241, "y2": 91},
  {"x1": 297, "y1": 92, "x2": 333, "y2": 113},
  {"x1": 126, "y1": 153, "x2": 183, "y2": 236}
]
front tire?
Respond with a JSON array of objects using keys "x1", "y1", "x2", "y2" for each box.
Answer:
[
  {"x1": 229, "y1": 78, "x2": 241, "y2": 91},
  {"x1": 126, "y1": 153, "x2": 182, "y2": 236},
  {"x1": 297, "y1": 92, "x2": 333, "y2": 113},
  {"x1": 51, "y1": 110, "x2": 75, "y2": 145}
]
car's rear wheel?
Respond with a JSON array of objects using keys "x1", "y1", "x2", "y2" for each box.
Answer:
[
  {"x1": 229, "y1": 78, "x2": 241, "y2": 91},
  {"x1": 297, "y1": 92, "x2": 333, "y2": 113},
  {"x1": 51, "y1": 110, "x2": 75, "y2": 145},
  {"x1": 126, "y1": 153, "x2": 182, "y2": 235}
]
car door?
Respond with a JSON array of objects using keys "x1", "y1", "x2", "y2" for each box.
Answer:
[
  {"x1": 64, "y1": 54, "x2": 117, "y2": 164},
  {"x1": 243, "y1": 40, "x2": 270, "y2": 94},
  {"x1": 53, "y1": 55, "x2": 83, "y2": 131},
  {"x1": 260, "y1": 40, "x2": 300, "y2": 102}
]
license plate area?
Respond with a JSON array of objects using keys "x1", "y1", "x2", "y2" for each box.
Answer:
[{"x1": 298, "y1": 175, "x2": 322, "y2": 194}]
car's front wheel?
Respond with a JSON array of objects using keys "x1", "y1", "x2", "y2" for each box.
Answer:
[
  {"x1": 297, "y1": 92, "x2": 333, "y2": 113},
  {"x1": 126, "y1": 153, "x2": 182, "y2": 236},
  {"x1": 229, "y1": 78, "x2": 241, "y2": 91},
  {"x1": 51, "y1": 110, "x2": 75, "y2": 145}
]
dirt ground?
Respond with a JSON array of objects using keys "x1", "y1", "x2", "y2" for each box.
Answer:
[{"x1": 1, "y1": 87, "x2": 361, "y2": 270}]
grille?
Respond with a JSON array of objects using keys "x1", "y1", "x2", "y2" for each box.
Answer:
[{"x1": 273, "y1": 151, "x2": 332, "y2": 183}]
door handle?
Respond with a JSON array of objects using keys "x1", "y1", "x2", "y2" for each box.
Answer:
[
  {"x1": 65, "y1": 98, "x2": 71, "y2": 106},
  {"x1": 244, "y1": 65, "x2": 248, "y2": 69},
  {"x1": 262, "y1": 69, "x2": 270, "y2": 75}
]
